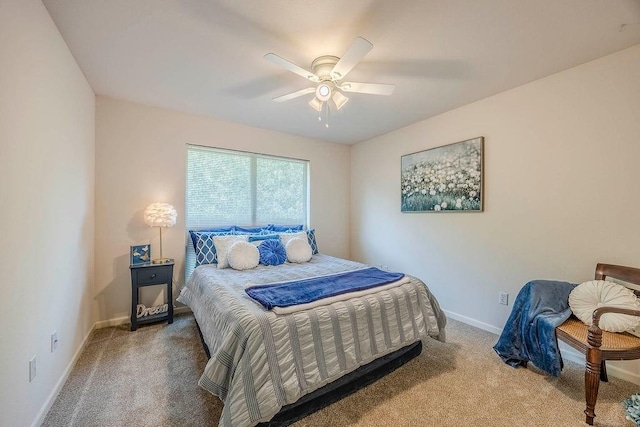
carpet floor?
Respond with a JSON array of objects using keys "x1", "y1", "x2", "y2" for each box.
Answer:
[{"x1": 43, "y1": 314, "x2": 638, "y2": 427}]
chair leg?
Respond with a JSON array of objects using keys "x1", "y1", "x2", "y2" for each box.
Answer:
[
  {"x1": 600, "y1": 360, "x2": 608, "y2": 382},
  {"x1": 584, "y1": 347, "x2": 603, "y2": 425}
]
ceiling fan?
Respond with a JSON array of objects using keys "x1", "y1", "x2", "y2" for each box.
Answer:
[{"x1": 264, "y1": 37, "x2": 395, "y2": 114}]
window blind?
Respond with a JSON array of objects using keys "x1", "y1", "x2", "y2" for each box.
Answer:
[{"x1": 185, "y1": 145, "x2": 309, "y2": 278}]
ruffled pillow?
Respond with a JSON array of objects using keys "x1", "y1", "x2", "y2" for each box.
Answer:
[
  {"x1": 568, "y1": 280, "x2": 640, "y2": 332},
  {"x1": 285, "y1": 238, "x2": 312, "y2": 263},
  {"x1": 258, "y1": 239, "x2": 287, "y2": 266},
  {"x1": 213, "y1": 235, "x2": 249, "y2": 269},
  {"x1": 227, "y1": 241, "x2": 259, "y2": 271}
]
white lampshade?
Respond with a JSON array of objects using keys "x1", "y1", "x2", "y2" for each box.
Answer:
[{"x1": 144, "y1": 203, "x2": 177, "y2": 228}]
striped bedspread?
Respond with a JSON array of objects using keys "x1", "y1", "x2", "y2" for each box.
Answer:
[{"x1": 177, "y1": 254, "x2": 446, "y2": 427}]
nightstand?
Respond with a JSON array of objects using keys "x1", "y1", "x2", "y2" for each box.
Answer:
[{"x1": 129, "y1": 261, "x2": 174, "y2": 331}]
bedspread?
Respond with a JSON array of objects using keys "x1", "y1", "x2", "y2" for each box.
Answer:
[{"x1": 177, "y1": 254, "x2": 446, "y2": 427}]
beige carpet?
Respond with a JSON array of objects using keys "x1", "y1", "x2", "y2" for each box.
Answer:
[{"x1": 43, "y1": 314, "x2": 638, "y2": 427}]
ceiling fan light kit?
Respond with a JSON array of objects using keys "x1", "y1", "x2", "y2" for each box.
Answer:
[
  {"x1": 332, "y1": 91, "x2": 349, "y2": 110},
  {"x1": 315, "y1": 83, "x2": 332, "y2": 101},
  {"x1": 265, "y1": 37, "x2": 395, "y2": 125}
]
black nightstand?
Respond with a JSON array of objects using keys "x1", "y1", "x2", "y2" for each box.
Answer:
[{"x1": 129, "y1": 261, "x2": 174, "y2": 331}]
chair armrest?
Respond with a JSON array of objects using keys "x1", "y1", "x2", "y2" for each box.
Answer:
[
  {"x1": 592, "y1": 307, "x2": 640, "y2": 328},
  {"x1": 585, "y1": 307, "x2": 640, "y2": 348}
]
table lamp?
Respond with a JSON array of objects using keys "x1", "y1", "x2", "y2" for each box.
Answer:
[{"x1": 143, "y1": 202, "x2": 177, "y2": 264}]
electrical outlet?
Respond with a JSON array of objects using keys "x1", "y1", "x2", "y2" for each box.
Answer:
[
  {"x1": 51, "y1": 331, "x2": 58, "y2": 353},
  {"x1": 381, "y1": 265, "x2": 389, "y2": 271},
  {"x1": 499, "y1": 292, "x2": 509, "y2": 306},
  {"x1": 29, "y1": 356, "x2": 37, "y2": 382}
]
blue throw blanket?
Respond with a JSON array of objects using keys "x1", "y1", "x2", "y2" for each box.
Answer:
[
  {"x1": 245, "y1": 267, "x2": 404, "y2": 310},
  {"x1": 493, "y1": 280, "x2": 576, "y2": 376}
]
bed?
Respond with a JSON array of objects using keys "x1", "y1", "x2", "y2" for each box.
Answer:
[{"x1": 177, "y1": 253, "x2": 446, "y2": 427}]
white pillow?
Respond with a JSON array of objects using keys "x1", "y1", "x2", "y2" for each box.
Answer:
[
  {"x1": 279, "y1": 231, "x2": 307, "y2": 246},
  {"x1": 227, "y1": 241, "x2": 259, "y2": 271},
  {"x1": 213, "y1": 235, "x2": 249, "y2": 269},
  {"x1": 568, "y1": 280, "x2": 640, "y2": 332},
  {"x1": 285, "y1": 238, "x2": 313, "y2": 263}
]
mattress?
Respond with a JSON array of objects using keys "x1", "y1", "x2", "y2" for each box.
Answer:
[{"x1": 177, "y1": 254, "x2": 446, "y2": 427}]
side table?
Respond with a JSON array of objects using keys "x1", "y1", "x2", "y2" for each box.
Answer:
[{"x1": 129, "y1": 261, "x2": 174, "y2": 331}]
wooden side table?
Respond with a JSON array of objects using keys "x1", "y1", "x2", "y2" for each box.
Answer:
[{"x1": 129, "y1": 261, "x2": 174, "y2": 331}]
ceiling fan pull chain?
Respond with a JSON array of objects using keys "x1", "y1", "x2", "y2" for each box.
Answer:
[{"x1": 325, "y1": 101, "x2": 330, "y2": 128}]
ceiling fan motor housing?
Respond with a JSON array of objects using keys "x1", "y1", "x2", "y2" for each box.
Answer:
[{"x1": 311, "y1": 55, "x2": 340, "y2": 80}]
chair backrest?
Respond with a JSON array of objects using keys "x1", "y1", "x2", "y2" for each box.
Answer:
[{"x1": 595, "y1": 263, "x2": 640, "y2": 296}]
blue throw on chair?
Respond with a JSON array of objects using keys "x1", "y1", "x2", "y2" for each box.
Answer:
[{"x1": 493, "y1": 280, "x2": 576, "y2": 376}]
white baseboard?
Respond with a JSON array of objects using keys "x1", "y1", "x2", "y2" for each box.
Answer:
[
  {"x1": 94, "y1": 315, "x2": 129, "y2": 329},
  {"x1": 445, "y1": 309, "x2": 640, "y2": 386},
  {"x1": 443, "y1": 309, "x2": 502, "y2": 335},
  {"x1": 31, "y1": 322, "x2": 96, "y2": 427},
  {"x1": 174, "y1": 306, "x2": 192, "y2": 315}
]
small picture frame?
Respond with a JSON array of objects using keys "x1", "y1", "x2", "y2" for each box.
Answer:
[{"x1": 130, "y1": 244, "x2": 151, "y2": 265}]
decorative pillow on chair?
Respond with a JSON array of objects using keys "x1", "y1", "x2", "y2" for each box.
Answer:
[
  {"x1": 227, "y1": 241, "x2": 260, "y2": 271},
  {"x1": 213, "y1": 235, "x2": 249, "y2": 269},
  {"x1": 568, "y1": 280, "x2": 640, "y2": 332},
  {"x1": 258, "y1": 239, "x2": 287, "y2": 266},
  {"x1": 285, "y1": 238, "x2": 313, "y2": 263}
]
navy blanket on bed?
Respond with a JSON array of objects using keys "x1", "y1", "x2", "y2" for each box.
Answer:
[
  {"x1": 493, "y1": 280, "x2": 576, "y2": 377},
  {"x1": 245, "y1": 267, "x2": 404, "y2": 310}
]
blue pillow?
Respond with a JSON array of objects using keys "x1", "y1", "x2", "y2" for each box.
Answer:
[
  {"x1": 189, "y1": 227, "x2": 235, "y2": 251},
  {"x1": 306, "y1": 229, "x2": 319, "y2": 255},
  {"x1": 248, "y1": 234, "x2": 280, "y2": 242},
  {"x1": 190, "y1": 230, "x2": 236, "y2": 266},
  {"x1": 235, "y1": 225, "x2": 268, "y2": 233},
  {"x1": 258, "y1": 239, "x2": 287, "y2": 266},
  {"x1": 267, "y1": 224, "x2": 304, "y2": 232}
]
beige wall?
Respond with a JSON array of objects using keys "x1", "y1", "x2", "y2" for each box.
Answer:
[
  {"x1": 95, "y1": 97, "x2": 350, "y2": 322},
  {"x1": 351, "y1": 45, "x2": 640, "y2": 379},
  {"x1": 0, "y1": 1, "x2": 96, "y2": 425}
]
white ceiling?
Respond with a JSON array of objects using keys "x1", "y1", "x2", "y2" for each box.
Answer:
[{"x1": 43, "y1": 0, "x2": 640, "y2": 144}]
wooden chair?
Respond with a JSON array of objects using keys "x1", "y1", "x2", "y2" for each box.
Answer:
[{"x1": 556, "y1": 263, "x2": 640, "y2": 425}]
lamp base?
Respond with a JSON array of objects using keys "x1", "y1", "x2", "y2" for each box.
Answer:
[{"x1": 152, "y1": 258, "x2": 174, "y2": 264}]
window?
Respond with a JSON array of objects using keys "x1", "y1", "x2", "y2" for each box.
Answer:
[{"x1": 185, "y1": 145, "x2": 309, "y2": 276}]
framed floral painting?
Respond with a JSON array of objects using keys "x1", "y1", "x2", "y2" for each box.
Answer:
[{"x1": 401, "y1": 137, "x2": 484, "y2": 212}]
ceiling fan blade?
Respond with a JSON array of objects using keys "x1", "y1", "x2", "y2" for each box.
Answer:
[
  {"x1": 340, "y1": 82, "x2": 395, "y2": 95},
  {"x1": 272, "y1": 87, "x2": 316, "y2": 102},
  {"x1": 264, "y1": 53, "x2": 320, "y2": 83},
  {"x1": 330, "y1": 37, "x2": 373, "y2": 81}
]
